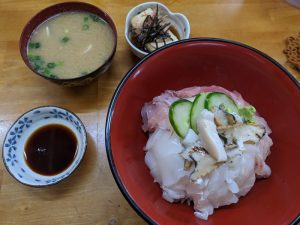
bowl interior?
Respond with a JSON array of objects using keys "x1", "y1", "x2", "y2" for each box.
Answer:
[
  {"x1": 107, "y1": 39, "x2": 300, "y2": 225},
  {"x1": 19, "y1": 2, "x2": 117, "y2": 81},
  {"x1": 3, "y1": 106, "x2": 87, "y2": 187}
]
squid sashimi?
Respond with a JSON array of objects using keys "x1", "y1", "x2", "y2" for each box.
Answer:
[{"x1": 141, "y1": 86, "x2": 273, "y2": 220}]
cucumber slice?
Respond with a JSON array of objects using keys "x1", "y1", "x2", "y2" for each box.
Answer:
[
  {"x1": 190, "y1": 93, "x2": 208, "y2": 133},
  {"x1": 169, "y1": 99, "x2": 193, "y2": 138},
  {"x1": 205, "y1": 92, "x2": 238, "y2": 113}
]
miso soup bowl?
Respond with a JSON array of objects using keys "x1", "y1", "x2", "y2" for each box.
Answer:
[
  {"x1": 20, "y1": 2, "x2": 117, "y2": 87},
  {"x1": 2, "y1": 106, "x2": 87, "y2": 187}
]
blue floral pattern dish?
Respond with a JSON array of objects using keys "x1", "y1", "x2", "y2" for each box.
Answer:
[{"x1": 2, "y1": 106, "x2": 87, "y2": 187}]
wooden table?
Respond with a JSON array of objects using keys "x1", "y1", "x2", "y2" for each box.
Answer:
[{"x1": 0, "y1": 1, "x2": 299, "y2": 224}]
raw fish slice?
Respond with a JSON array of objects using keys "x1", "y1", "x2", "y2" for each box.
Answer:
[
  {"x1": 191, "y1": 151, "x2": 256, "y2": 219},
  {"x1": 141, "y1": 91, "x2": 178, "y2": 132},
  {"x1": 175, "y1": 85, "x2": 250, "y2": 106},
  {"x1": 196, "y1": 109, "x2": 227, "y2": 162},
  {"x1": 244, "y1": 134, "x2": 273, "y2": 178},
  {"x1": 144, "y1": 129, "x2": 187, "y2": 188}
]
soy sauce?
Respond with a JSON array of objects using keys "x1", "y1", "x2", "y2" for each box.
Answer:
[{"x1": 24, "y1": 124, "x2": 77, "y2": 176}]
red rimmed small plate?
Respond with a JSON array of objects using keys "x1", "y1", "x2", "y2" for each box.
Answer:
[{"x1": 106, "y1": 38, "x2": 300, "y2": 225}]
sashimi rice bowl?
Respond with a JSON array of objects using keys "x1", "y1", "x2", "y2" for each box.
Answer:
[
  {"x1": 106, "y1": 39, "x2": 300, "y2": 225},
  {"x1": 142, "y1": 85, "x2": 272, "y2": 220}
]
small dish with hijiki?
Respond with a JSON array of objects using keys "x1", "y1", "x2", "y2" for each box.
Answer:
[{"x1": 125, "y1": 2, "x2": 190, "y2": 58}]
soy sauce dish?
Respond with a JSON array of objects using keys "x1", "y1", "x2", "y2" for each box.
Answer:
[
  {"x1": 2, "y1": 106, "x2": 87, "y2": 187},
  {"x1": 20, "y1": 2, "x2": 117, "y2": 87}
]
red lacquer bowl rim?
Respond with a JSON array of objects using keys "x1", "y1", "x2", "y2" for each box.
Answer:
[{"x1": 105, "y1": 38, "x2": 300, "y2": 225}]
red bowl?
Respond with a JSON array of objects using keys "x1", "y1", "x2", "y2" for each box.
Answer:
[{"x1": 105, "y1": 38, "x2": 300, "y2": 225}]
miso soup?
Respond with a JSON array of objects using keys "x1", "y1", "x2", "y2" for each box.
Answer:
[{"x1": 27, "y1": 12, "x2": 115, "y2": 79}]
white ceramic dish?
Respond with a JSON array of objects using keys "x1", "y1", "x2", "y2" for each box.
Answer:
[
  {"x1": 287, "y1": 0, "x2": 300, "y2": 8},
  {"x1": 125, "y1": 2, "x2": 190, "y2": 58},
  {"x1": 2, "y1": 106, "x2": 87, "y2": 187}
]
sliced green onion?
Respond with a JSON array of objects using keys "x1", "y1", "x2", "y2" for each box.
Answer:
[
  {"x1": 49, "y1": 74, "x2": 58, "y2": 79},
  {"x1": 47, "y1": 62, "x2": 56, "y2": 69},
  {"x1": 80, "y1": 71, "x2": 88, "y2": 76},
  {"x1": 89, "y1": 14, "x2": 105, "y2": 24},
  {"x1": 61, "y1": 36, "x2": 70, "y2": 43},
  {"x1": 28, "y1": 42, "x2": 41, "y2": 49},
  {"x1": 82, "y1": 24, "x2": 89, "y2": 31},
  {"x1": 34, "y1": 64, "x2": 40, "y2": 70},
  {"x1": 33, "y1": 55, "x2": 41, "y2": 61},
  {"x1": 56, "y1": 61, "x2": 64, "y2": 66},
  {"x1": 43, "y1": 68, "x2": 50, "y2": 75}
]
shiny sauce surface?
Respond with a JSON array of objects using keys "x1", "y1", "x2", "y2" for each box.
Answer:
[{"x1": 24, "y1": 124, "x2": 77, "y2": 176}]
